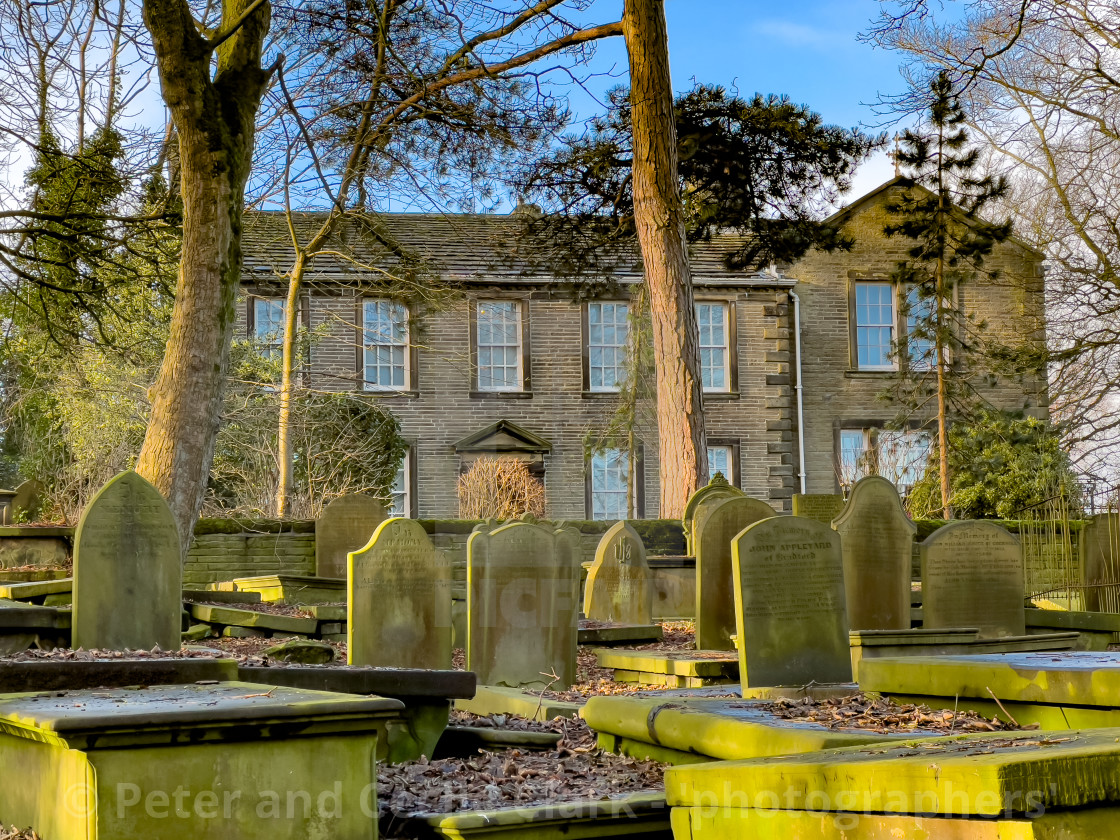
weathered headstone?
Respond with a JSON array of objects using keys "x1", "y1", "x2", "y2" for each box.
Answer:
[
  {"x1": 11, "y1": 480, "x2": 46, "y2": 523},
  {"x1": 832, "y1": 476, "x2": 915, "y2": 630},
  {"x1": 731, "y1": 516, "x2": 851, "y2": 686},
  {"x1": 584, "y1": 521, "x2": 652, "y2": 624},
  {"x1": 1079, "y1": 514, "x2": 1120, "y2": 612},
  {"x1": 315, "y1": 494, "x2": 386, "y2": 579},
  {"x1": 72, "y1": 471, "x2": 181, "y2": 650},
  {"x1": 922, "y1": 520, "x2": 1025, "y2": 638},
  {"x1": 792, "y1": 493, "x2": 845, "y2": 525},
  {"x1": 695, "y1": 495, "x2": 776, "y2": 650},
  {"x1": 348, "y1": 517, "x2": 452, "y2": 669},
  {"x1": 467, "y1": 521, "x2": 580, "y2": 689},
  {"x1": 682, "y1": 474, "x2": 745, "y2": 556}
]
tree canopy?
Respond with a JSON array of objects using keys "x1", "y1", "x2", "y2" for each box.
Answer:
[{"x1": 514, "y1": 83, "x2": 883, "y2": 279}]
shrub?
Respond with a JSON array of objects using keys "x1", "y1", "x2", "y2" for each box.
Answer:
[{"x1": 457, "y1": 456, "x2": 547, "y2": 520}]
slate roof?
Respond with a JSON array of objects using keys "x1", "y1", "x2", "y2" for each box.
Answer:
[{"x1": 241, "y1": 210, "x2": 795, "y2": 288}]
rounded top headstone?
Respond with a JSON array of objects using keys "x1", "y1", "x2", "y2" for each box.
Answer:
[{"x1": 832, "y1": 475, "x2": 916, "y2": 533}]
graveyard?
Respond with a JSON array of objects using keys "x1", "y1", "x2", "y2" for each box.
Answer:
[{"x1": 3, "y1": 472, "x2": 1120, "y2": 838}]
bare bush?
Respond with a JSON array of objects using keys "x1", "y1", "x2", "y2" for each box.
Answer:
[{"x1": 457, "y1": 457, "x2": 547, "y2": 521}]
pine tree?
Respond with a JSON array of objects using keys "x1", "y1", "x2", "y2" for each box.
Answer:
[{"x1": 885, "y1": 70, "x2": 1013, "y2": 518}]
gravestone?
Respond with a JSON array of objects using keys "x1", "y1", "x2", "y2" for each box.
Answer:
[
  {"x1": 348, "y1": 517, "x2": 452, "y2": 669},
  {"x1": 1080, "y1": 514, "x2": 1120, "y2": 612},
  {"x1": 315, "y1": 494, "x2": 386, "y2": 579},
  {"x1": 682, "y1": 474, "x2": 745, "y2": 555},
  {"x1": 695, "y1": 495, "x2": 776, "y2": 650},
  {"x1": 731, "y1": 516, "x2": 851, "y2": 686},
  {"x1": 467, "y1": 520, "x2": 580, "y2": 689},
  {"x1": 72, "y1": 471, "x2": 181, "y2": 650},
  {"x1": 11, "y1": 480, "x2": 46, "y2": 523},
  {"x1": 792, "y1": 492, "x2": 845, "y2": 525},
  {"x1": 922, "y1": 520, "x2": 1025, "y2": 638},
  {"x1": 584, "y1": 521, "x2": 652, "y2": 624},
  {"x1": 831, "y1": 476, "x2": 915, "y2": 630}
]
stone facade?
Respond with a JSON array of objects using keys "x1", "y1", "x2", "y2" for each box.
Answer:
[
  {"x1": 240, "y1": 179, "x2": 1046, "y2": 517},
  {"x1": 792, "y1": 181, "x2": 1048, "y2": 495}
]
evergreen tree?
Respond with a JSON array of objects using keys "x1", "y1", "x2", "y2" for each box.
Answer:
[{"x1": 885, "y1": 70, "x2": 1013, "y2": 518}]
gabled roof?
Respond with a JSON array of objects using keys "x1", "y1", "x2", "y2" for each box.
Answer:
[
  {"x1": 241, "y1": 210, "x2": 796, "y2": 287},
  {"x1": 454, "y1": 420, "x2": 552, "y2": 454},
  {"x1": 825, "y1": 177, "x2": 1044, "y2": 259}
]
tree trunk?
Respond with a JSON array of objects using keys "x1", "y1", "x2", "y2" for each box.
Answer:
[
  {"x1": 275, "y1": 252, "x2": 305, "y2": 518},
  {"x1": 136, "y1": 0, "x2": 272, "y2": 555},
  {"x1": 623, "y1": 0, "x2": 706, "y2": 519}
]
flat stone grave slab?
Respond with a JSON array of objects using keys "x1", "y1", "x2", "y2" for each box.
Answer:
[
  {"x1": 584, "y1": 696, "x2": 928, "y2": 766},
  {"x1": 0, "y1": 569, "x2": 70, "y2": 583},
  {"x1": 421, "y1": 792, "x2": 672, "y2": 840},
  {"x1": 594, "y1": 649, "x2": 740, "y2": 688},
  {"x1": 859, "y1": 651, "x2": 1120, "y2": 710},
  {"x1": 1025, "y1": 608, "x2": 1120, "y2": 634},
  {"x1": 670, "y1": 806, "x2": 1120, "y2": 839},
  {"x1": 238, "y1": 664, "x2": 475, "y2": 700},
  {"x1": 578, "y1": 621, "x2": 662, "y2": 646},
  {"x1": 240, "y1": 662, "x2": 472, "y2": 765},
  {"x1": 666, "y1": 729, "x2": 1120, "y2": 830},
  {"x1": 0, "y1": 577, "x2": 72, "y2": 604},
  {"x1": 183, "y1": 587, "x2": 262, "y2": 604},
  {"x1": 0, "y1": 681, "x2": 400, "y2": 840},
  {"x1": 188, "y1": 602, "x2": 319, "y2": 636},
  {"x1": 455, "y1": 684, "x2": 584, "y2": 722},
  {"x1": 434, "y1": 724, "x2": 561, "y2": 757},
  {"x1": 229, "y1": 573, "x2": 345, "y2": 605},
  {"x1": 849, "y1": 628, "x2": 1080, "y2": 680},
  {"x1": 0, "y1": 599, "x2": 70, "y2": 654},
  {"x1": 0, "y1": 656, "x2": 238, "y2": 692}
]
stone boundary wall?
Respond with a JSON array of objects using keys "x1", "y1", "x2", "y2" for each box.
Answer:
[{"x1": 181, "y1": 518, "x2": 686, "y2": 587}]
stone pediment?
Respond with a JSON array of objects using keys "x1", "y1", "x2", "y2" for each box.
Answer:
[{"x1": 454, "y1": 420, "x2": 552, "y2": 455}]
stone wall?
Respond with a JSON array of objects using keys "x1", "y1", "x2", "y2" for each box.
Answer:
[
  {"x1": 179, "y1": 518, "x2": 686, "y2": 586},
  {"x1": 183, "y1": 533, "x2": 317, "y2": 587},
  {"x1": 238, "y1": 284, "x2": 793, "y2": 518},
  {"x1": 790, "y1": 183, "x2": 1047, "y2": 494}
]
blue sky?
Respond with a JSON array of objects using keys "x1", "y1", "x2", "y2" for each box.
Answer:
[{"x1": 564, "y1": 0, "x2": 911, "y2": 201}]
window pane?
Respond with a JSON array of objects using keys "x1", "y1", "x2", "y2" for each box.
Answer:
[
  {"x1": 696, "y1": 302, "x2": 729, "y2": 391},
  {"x1": 707, "y1": 445, "x2": 732, "y2": 484},
  {"x1": 854, "y1": 282, "x2": 895, "y2": 369},
  {"x1": 839, "y1": 429, "x2": 870, "y2": 488},
  {"x1": 591, "y1": 449, "x2": 633, "y2": 520},
  {"x1": 906, "y1": 286, "x2": 936, "y2": 370},
  {"x1": 363, "y1": 300, "x2": 408, "y2": 390},
  {"x1": 388, "y1": 458, "x2": 408, "y2": 517},
  {"x1": 879, "y1": 430, "x2": 931, "y2": 492},
  {"x1": 586, "y1": 302, "x2": 629, "y2": 392},
  {"x1": 477, "y1": 301, "x2": 522, "y2": 391},
  {"x1": 253, "y1": 299, "x2": 286, "y2": 358}
]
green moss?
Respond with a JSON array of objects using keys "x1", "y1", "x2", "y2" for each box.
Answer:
[{"x1": 194, "y1": 518, "x2": 315, "y2": 535}]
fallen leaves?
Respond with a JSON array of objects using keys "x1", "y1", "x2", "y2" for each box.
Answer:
[
  {"x1": 757, "y1": 693, "x2": 1024, "y2": 734},
  {"x1": 379, "y1": 711, "x2": 664, "y2": 835}
]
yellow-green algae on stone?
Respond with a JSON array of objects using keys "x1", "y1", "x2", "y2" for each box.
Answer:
[
  {"x1": 582, "y1": 697, "x2": 917, "y2": 763},
  {"x1": 666, "y1": 729, "x2": 1120, "y2": 817},
  {"x1": 858, "y1": 652, "x2": 1120, "y2": 708},
  {"x1": 670, "y1": 804, "x2": 1120, "y2": 839}
]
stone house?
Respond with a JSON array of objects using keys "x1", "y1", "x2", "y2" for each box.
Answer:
[{"x1": 240, "y1": 177, "x2": 1048, "y2": 519}]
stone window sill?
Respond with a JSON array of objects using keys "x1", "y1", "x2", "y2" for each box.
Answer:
[
  {"x1": 703, "y1": 391, "x2": 741, "y2": 401},
  {"x1": 469, "y1": 390, "x2": 533, "y2": 400}
]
